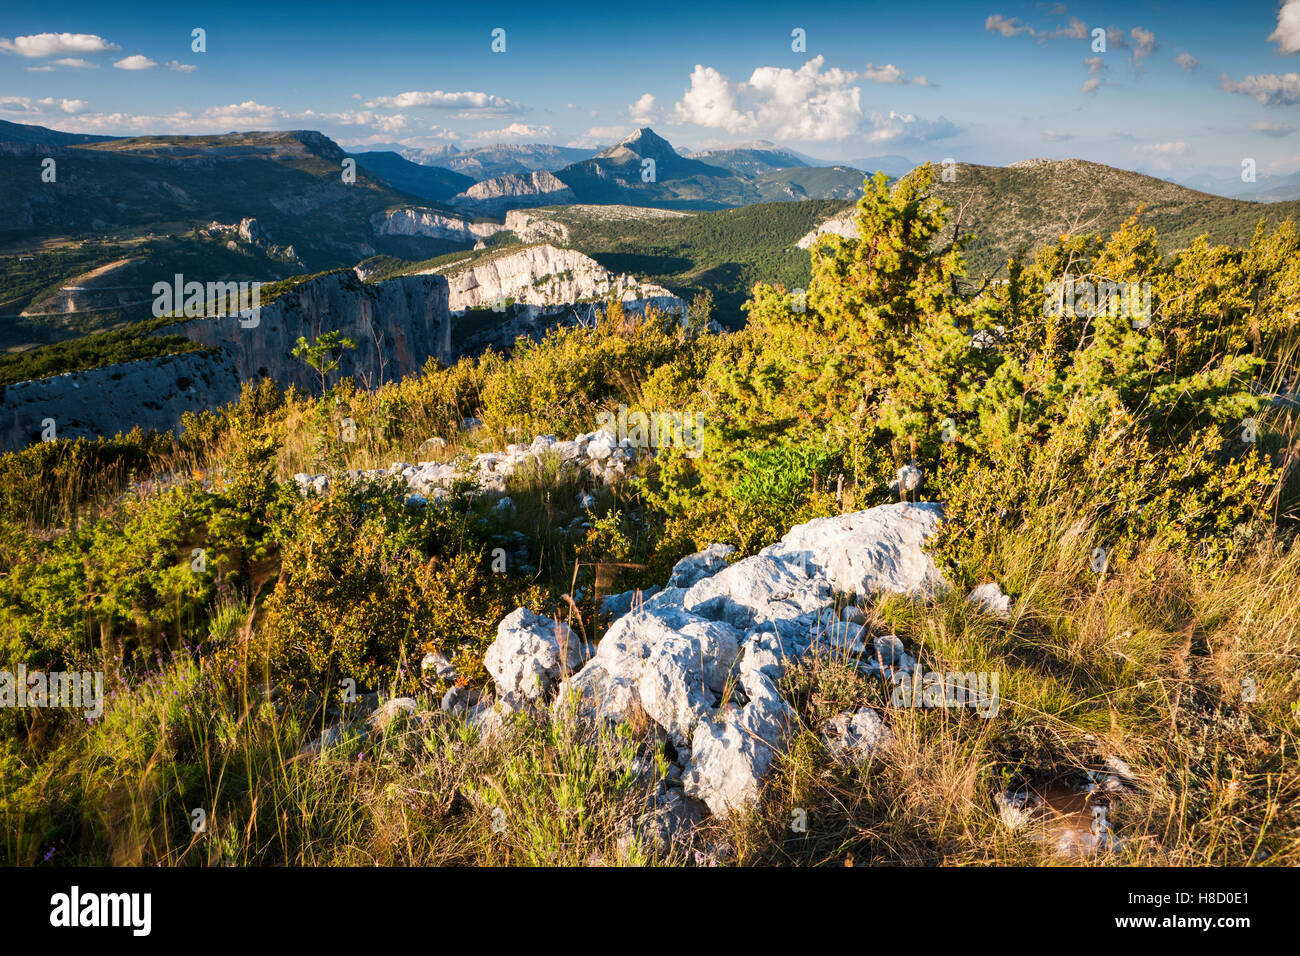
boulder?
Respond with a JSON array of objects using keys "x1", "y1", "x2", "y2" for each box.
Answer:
[
  {"x1": 483, "y1": 608, "x2": 592, "y2": 708},
  {"x1": 762, "y1": 502, "x2": 946, "y2": 599},
  {"x1": 682, "y1": 671, "x2": 797, "y2": 815},
  {"x1": 967, "y1": 581, "x2": 1012, "y2": 619},
  {"x1": 367, "y1": 696, "x2": 418, "y2": 733},
  {"x1": 667, "y1": 543, "x2": 736, "y2": 589},
  {"x1": 820, "y1": 708, "x2": 894, "y2": 763}
]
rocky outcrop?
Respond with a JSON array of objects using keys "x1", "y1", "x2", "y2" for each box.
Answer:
[
  {"x1": 0, "y1": 270, "x2": 452, "y2": 450},
  {"x1": 428, "y1": 244, "x2": 682, "y2": 316},
  {"x1": 484, "y1": 608, "x2": 592, "y2": 710},
  {"x1": 450, "y1": 170, "x2": 576, "y2": 215},
  {"x1": 478, "y1": 501, "x2": 947, "y2": 818},
  {"x1": 371, "y1": 207, "x2": 505, "y2": 242},
  {"x1": 0, "y1": 349, "x2": 240, "y2": 450},
  {"x1": 292, "y1": 430, "x2": 650, "y2": 501},
  {"x1": 161, "y1": 270, "x2": 452, "y2": 397},
  {"x1": 795, "y1": 209, "x2": 859, "y2": 249}
]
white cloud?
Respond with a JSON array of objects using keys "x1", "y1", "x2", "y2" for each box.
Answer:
[
  {"x1": 38, "y1": 97, "x2": 87, "y2": 114},
  {"x1": 671, "y1": 56, "x2": 863, "y2": 142},
  {"x1": 864, "y1": 110, "x2": 957, "y2": 144},
  {"x1": 986, "y1": 13, "x2": 1088, "y2": 42},
  {"x1": 1082, "y1": 55, "x2": 1106, "y2": 93},
  {"x1": 165, "y1": 60, "x2": 197, "y2": 73},
  {"x1": 1270, "y1": 0, "x2": 1300, "y2": 54},
  {"x1": 1035, "y1": 17, "x2": 1089, "y2": 41},
  {"x1": 1043, "y1": 129, "x2": 1074, "y2": 142},
  {"x1": 55, "y1": 58, "x2": 99, "y2": 69},
  {"x1": 0, "y1": 32, "x2": 118, "y2": 58},
  {"x1": 0, "y1": 96, "x2": 37, "y2": 114},
  {"x1": 1129, "y1": 27, "x2": 1158, "y2": 70},
  {"x1": 629, "y1": 93, "x2": 659, "y2": 125},
  {"x1": 113, "y1": 54, "x2": 157, "y2": 70},
  {"x1": 862, "y1": 63, "x2": 905, "y2": 84},
  {"x1": 1221, "y1": 72, "x2": 1300, "y2": 106},
  {"x1": 363, "y1": 90, "x2": 523, "y2": 115},
  {"x1": 985, "y1": 15, "x2": 1028, "y2": 38},
  {"x1": 48, "y1": 101, "x2": 291, "y2": 135},
  {"x1": 306, "y1": 109, "x2": 408, "y2": 134},
  {"x1": 1176, "y1": 52, "x2": 1198, "y2": 72},
  {"x1": 468, "y1": 123, "x2": 555, "y2": 141}
]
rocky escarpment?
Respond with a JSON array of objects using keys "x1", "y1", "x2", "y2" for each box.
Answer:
[
  {"x1": 0, "y1": 349, "x2": 240, "y2": 451},
  {"x1": 0, "y1": 271, "x2": 451, "y2": 450},
  {"x1": 502, "y1": 204, "x2": 693, "y2": 244},
  {"x1": 161, "y1": 270, "x2": 451, "y2": 397},
  {"x1": 371, "y1": 207, "x2": 505, "y2": 243},
  {"x1": 427, "y1": 244, "x2": 682, "y2": 315},
  {"x1": 796, "y1": 209, "x2": 859, "y2": 249},
  {"x1": 450, "y1": 170, "x2": 576, "y2": 215}
]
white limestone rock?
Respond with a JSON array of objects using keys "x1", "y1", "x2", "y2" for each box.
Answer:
[
  {"x1": 820, "y1": 708, "x2": 894, "y2": 763},
  {"x1": 667, "y1": 543, "x2": 736, "y2": 589},
  {"x1": 483, "y1": 608, "x2": 592, "y2": 708},
  {"x1": 967, "y1": 581, "x2": 1012, "y2": 620}
]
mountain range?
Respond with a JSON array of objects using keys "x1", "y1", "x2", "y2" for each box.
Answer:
[{"x1": 2, "y1": 118, "x2": 1299, "y2": 360}]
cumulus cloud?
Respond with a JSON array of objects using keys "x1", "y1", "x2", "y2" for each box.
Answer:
[
  {"x1": 1129, "y1": 27, "x2": 1158, "y2": 70},
  {"x1": 1036, "y1": 17, "x2": 1089, "y2": 41},
  {"x1": 113, "y1": 54, "x2": 157, "y2": 70},
  {"x1": 629, "y1": 93, "x2": 659, "y2": 125},
  {"x1": 1221, "y1": 72, "x2": 1300, "y2": 106},
  {"x1": 0, "y1": 96, "x2": 38, "y2": 114},
  {"x1": 46, "y1": 101, "x2": 293, "y2": 135},
  {"x1": 985, "y1": 15, "x2": 1029, "y2": 38},
  {"x1": 363, "y1": 90, "x2": 523, "y2": 115},
  {"x1": 864, "y1": 110, "x2": 957, "y2": 144},
  {"x1": 671, "y1": 56, "x2": 863, "y2": 141},
  {"x1": 1270, "y1": 0, "x2": 1300, "y2": 54},
  {"x1": 38, "y1": 97, "x2": 87, "y2": 114},
  {"x1": 165, "y1": 60, "x2": 197, "y2": 73},
  {"x1": 1082, "y1": 55, "x2": 1107, "y2": 93},
  {"x1": 55, "y1": 57, "x2": 98, "y2": 69},
  {"x1": 1253, "y1": 119, "x2": 1296, "y2": 137},
  {"x1": 986, "y1": 12, "x2": 1088, "y2": 42},
  {"x1": 468, "y1": 122, "x2": 555, "y2": 141},
  {"x1": 1042, "y1": 129, "x2": 1074, "y2": 142},
  {"x1": 304, "y1": 109, "x2": 408, "y2": 134},
  {"x1": 0, "y1": 32, "x2": 117, "y2": 58},
  {"x1": 862, "y1": 62, "x2": 906, "y2": 84},
  {"x1": 1176, "y1": 52, "x2": 1198, "y2": 72}
]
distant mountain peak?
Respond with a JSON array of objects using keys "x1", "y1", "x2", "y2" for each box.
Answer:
[{"x1": 598, "y1": 128, "x2": 680, "y2": 161}]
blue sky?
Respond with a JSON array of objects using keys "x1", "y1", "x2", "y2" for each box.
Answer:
[{"x1": 2, "y1": 1, "x2": 1298, "y2": 181}]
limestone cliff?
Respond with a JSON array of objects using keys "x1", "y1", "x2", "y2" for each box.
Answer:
[
  {"x1": 425, "y1": 244, "x2": 681, "y2": 314},
  {"x1": 0, "y1": 271, "x2": 452, "y2": 450},
  {"x1": 450, "y1": 170, "x2": 576, "y2": 215},
  {"x1": 371, "y1": 207, "x2": 505, "y2": 242}
]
